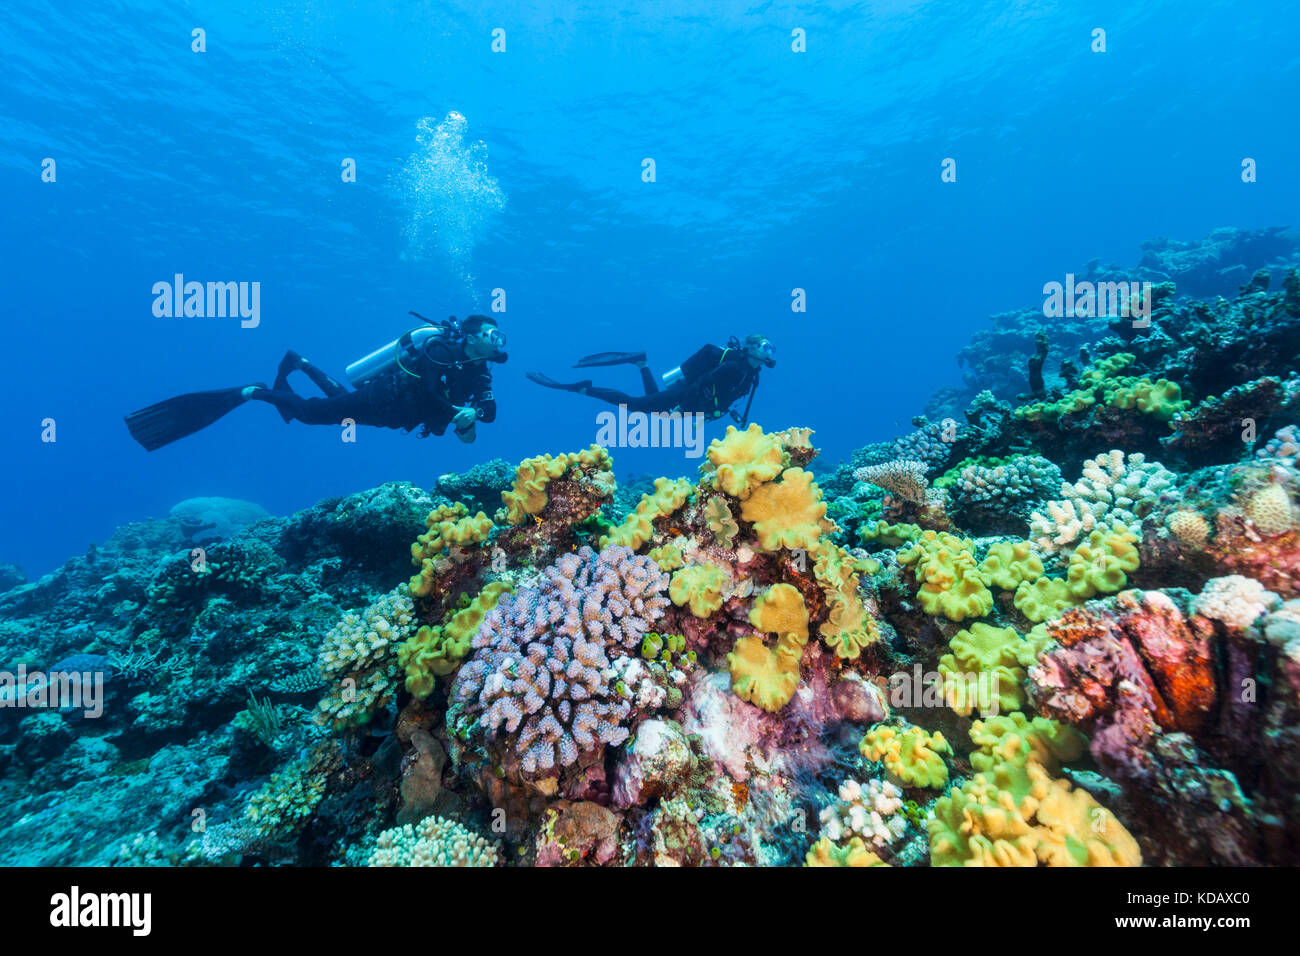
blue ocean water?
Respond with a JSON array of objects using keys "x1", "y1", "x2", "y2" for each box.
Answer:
[{"x1": 2, "y1": 0, "x2": 1295, "y2": 577}]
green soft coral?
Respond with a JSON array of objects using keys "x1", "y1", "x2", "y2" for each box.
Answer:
[
  {"x1": 398, "y1": 582, "x2": 512, "y2": 695},
  {"x1": 897, "y1": 531, "x2": 993, "y2": 621}
]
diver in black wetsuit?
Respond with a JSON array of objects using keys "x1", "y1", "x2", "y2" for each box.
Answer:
[
  {"x1": 527, "y1": 335, "x2": 775, "y2": 425},
  {"x1": 125, "y1": 314, "x2": 506, "y2": 450}
]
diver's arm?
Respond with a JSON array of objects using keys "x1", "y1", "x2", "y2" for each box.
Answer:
[{"x1": 472, "y1": 368, "x2": 497, "y2": 424}]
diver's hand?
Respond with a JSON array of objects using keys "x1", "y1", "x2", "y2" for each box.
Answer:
[{"x1": 452, "y1": 406, "x2": 478, "y2": 431}]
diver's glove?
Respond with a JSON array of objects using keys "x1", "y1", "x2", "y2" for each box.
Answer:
[{"x1": 452, "y1": 406, "x2": 478, "y2": 431}]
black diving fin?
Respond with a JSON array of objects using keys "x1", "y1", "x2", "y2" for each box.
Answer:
[
  {"x1": 572, "y1": 351, "x2": 646, "y2": 368},
  {"x1": 526, "y1": 371, "x2": 592, "y2": 392},
  {"x1": 124, "y1": 385, "x2": 264, "y2": 451}
]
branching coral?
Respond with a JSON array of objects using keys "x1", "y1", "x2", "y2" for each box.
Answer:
[
  {"x1": 449, "y1": 545, "x2": 672, "y2": 776},
  {"x1": 315, "y1": 587, "x2": 415, "y2": 729},
  {"x1": 1031, "y1": 451, "x2": 1176, "y2": 557},
  {"x1": 816, "y1": 778, "x2": 908, "y2": 850},
  {"x1": 368, "y1": 815, "x2": 499, "y2": 867}
]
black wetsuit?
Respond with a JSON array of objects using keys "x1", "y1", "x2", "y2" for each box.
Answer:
[
  {"x1": 261, "y1": 334, "x2": 497, "y2": 435},
  {"x1": 584, "y1": 345, "x2": 759, "y2": 420}
]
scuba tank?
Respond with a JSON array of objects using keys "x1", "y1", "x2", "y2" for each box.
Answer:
[
  {"x1": 345, "y1": 313, "x2": 457, "y2": 387},
  {"x1": 663, "y1": 339, "x2": 739, "y2": 387}
]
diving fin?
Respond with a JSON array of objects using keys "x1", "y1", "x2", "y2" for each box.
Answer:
[
  {"x1": 572, "y1": 351, "x2": 646, "y2": 368},
  {"x1": 124, "y1": 385, "x2": 264, "y2": 451},
  {"x1": 526, "y1": 371, "x2": 592, "y2": 392}
]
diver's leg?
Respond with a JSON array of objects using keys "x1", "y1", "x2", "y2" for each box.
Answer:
[
  {"x1": 638, "y1": 364, "x2": 660, "y2": 396},
  {"x1": 248, "y1": 387, "x2": 384, "y2": 426},
  {"x1": 299, "y1": 358, "x2": 348, "y2": 397}
]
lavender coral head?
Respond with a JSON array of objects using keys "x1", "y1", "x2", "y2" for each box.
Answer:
[{"x1": 451, "y1": 545, "x2": 671, "y2": 775}]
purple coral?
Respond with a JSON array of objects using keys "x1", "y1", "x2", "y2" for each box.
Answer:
[{"x1": 452, "y1": 545, "x2": 670, "y2": 775}]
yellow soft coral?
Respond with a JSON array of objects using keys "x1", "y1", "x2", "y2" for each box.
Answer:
[
  {"x1": 728, "y1": 632, "x2": 804, "y2": 711},
  {"x1": 601, "y1": 476, "x2": 692, "y2": 549},
  {"x1": 499, "y1": 445, "x2": 612, "y2": 525},
  {"x1": 409, "y1": 505, "x2": 495, "y2": 597},
  {"x1": 860, "y1": 723, "x2": 951, "y2": 789},
  {"x1": 397, "y1": 582, "x2": 512, "y2": 695},
  {"x1": 1013, "y1": 576, "x2": 1079, "y2": 623},
  {"x1": 968, "y1": 713, "x2": 1087, "y2": 775},
  {"x1": 937, "y1": 622, "x2": 1049, "y2": 717},
  {"x1": 739, "y1": 467, "x2": 829, "y2": 552},
  {"x1": 749, "y1": 583, "x2": 809, "y2": 643},
  {"x1": 1065, "y1": 523, "x2": 1140, "y2": 599},
  {"x1": 647, "y1": 543, "x2": 685, "y2": 571},
  {"x1": 810, "y1": 541, "x2": 881, "y2": 658},
  {"x1": 704, "y1": 423, "x2": 786, "y2": 499},
  {"x1": 978, "y1": 541, "x2": 1045, "y2": 591},
  {"x1": 669, "y1": 562, "x2": 729, "y2": 617},
  {"x1": 928, "y1": 756, "x2": 1140, "y2": 867},
  {"x1": 804, "y1": 837, "x2": 888, "y2": 867},
  {"x1": 897, "y1": 531, "x2": 993, "y2": 621},
  {"x1": 703, "y1": 495, "x2": 740, "y2": 547}
]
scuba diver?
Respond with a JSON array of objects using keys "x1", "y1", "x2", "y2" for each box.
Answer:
[
  {"x1": 125, "y1": 313, "x2": 507, "y2": 450},
  {"x1": 526, "y1": 334, "x2": 775, "y2": 425}
]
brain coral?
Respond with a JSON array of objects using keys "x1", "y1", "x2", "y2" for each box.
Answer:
[{"x1": 450, "y1": 545, "x2": 671, "y2": 775}]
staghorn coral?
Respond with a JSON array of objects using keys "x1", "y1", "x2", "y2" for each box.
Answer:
[{"x1": 449, "y1": 545, "x2": 672, "y2": 776}]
